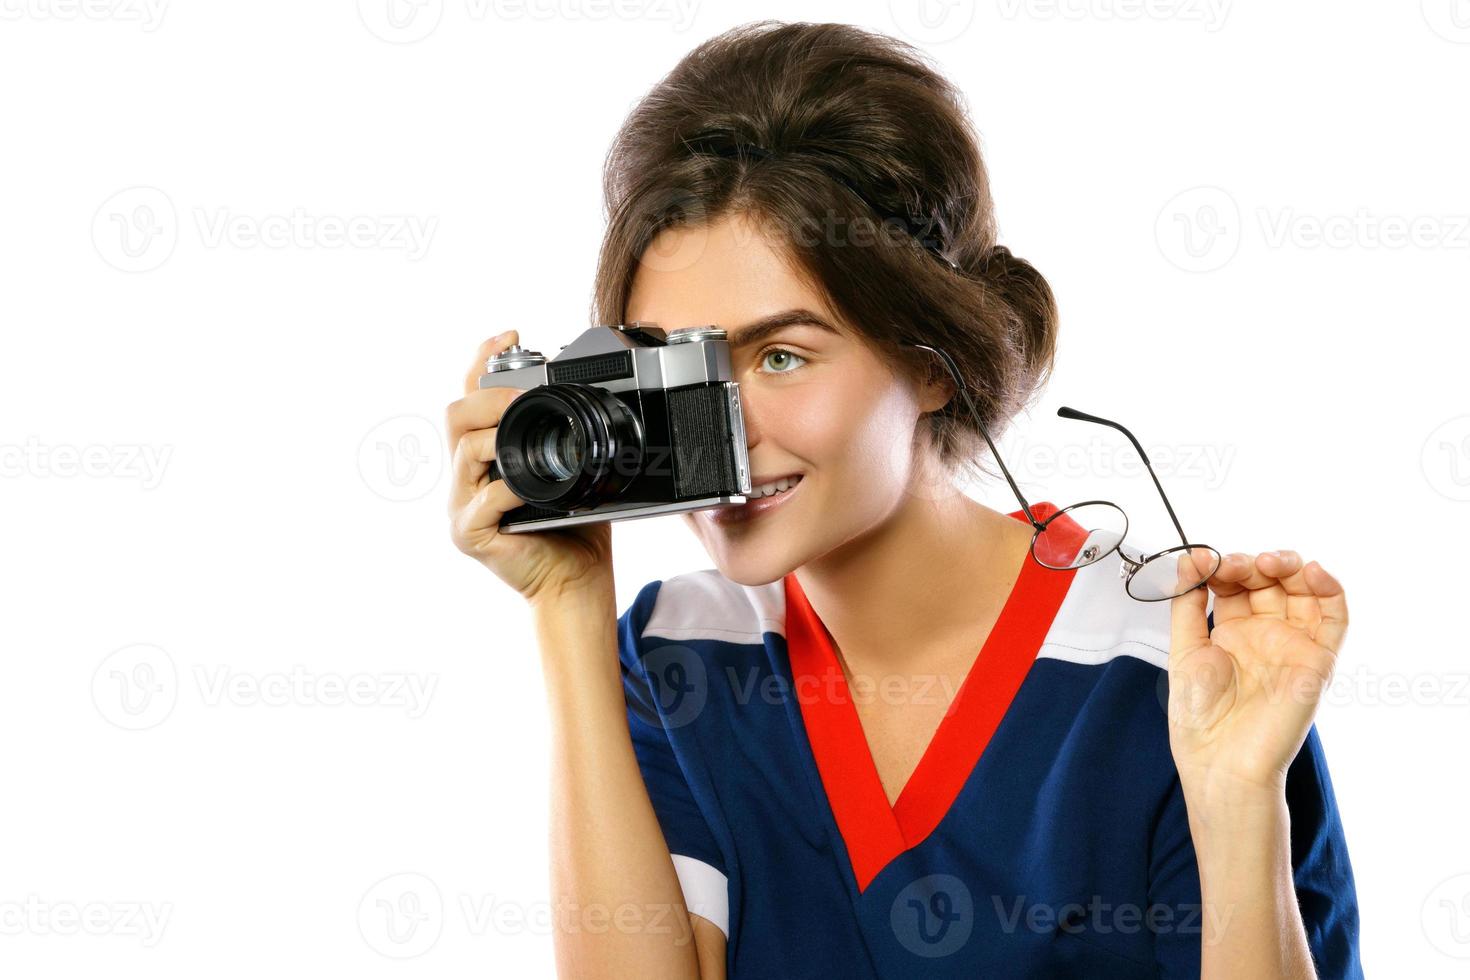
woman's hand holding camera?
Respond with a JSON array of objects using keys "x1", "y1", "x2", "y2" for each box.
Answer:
[{"x1": 447, "y1": 330, "x2": 614, "y2": 607}]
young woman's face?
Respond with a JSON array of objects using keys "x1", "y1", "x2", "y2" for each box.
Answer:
[{"x1": 625, "y1": 212, "x2": 951, "y2": 587}]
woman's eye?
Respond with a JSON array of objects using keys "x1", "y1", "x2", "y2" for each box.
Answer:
[{"x1": 759, "y1": 347, "x2": 807, "y2": 374}]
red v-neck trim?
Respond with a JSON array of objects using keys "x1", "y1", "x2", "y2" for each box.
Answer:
[{"x1": 783, "y1": 501, "x2": 1082, "y2": 893}]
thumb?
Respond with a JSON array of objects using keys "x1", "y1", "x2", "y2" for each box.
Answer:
[{"x1": 1169, "y1": 550, "x2": 1213, "y2": 658}]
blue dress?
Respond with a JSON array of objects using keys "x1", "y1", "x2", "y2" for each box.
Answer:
[{"x1": 618, "y1": 501, "x2": 1363, "y2": 978}]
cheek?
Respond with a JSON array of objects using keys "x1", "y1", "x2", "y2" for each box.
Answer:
[{"x1": 778, "y1": 380, "x2": 917, "y2": 483}]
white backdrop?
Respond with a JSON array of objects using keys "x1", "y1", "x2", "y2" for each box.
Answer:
[{"x1": 2, "y1": 2, "x2": 1466, "y2": 976}]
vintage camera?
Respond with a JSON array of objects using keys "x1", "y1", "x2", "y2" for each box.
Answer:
[{"x1": 478, "y1": 322, "x2": 751, "y2": 532}]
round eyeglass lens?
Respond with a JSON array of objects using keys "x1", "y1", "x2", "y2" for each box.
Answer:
[
  {"x1": 1030, "y1": 501, "x2": 1127, "y2": 570},
  {"x1": 1126, "y1": 544, "x2": 1221, "y2": 601}
]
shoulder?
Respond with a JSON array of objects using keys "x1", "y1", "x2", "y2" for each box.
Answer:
[
  {"x1": 620, "y1": 547, "x2": 1197, "y2": 668},
  {"x1": 1037, "y1": 550, "x2": 1178, "y2": 671},
  {"x1": 621, "y1": 569, "x2": 785, "y2": 651},
  {"x1": 1021, "y1": 546, "x2": 1201, "y2": 762}
]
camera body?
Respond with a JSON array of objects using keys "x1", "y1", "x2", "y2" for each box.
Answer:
[{"x1": 477, "y1": 323, "x2": 751, "y2": 532}]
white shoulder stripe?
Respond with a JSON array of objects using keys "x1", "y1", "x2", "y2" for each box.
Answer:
[
  {"x1": 670, "y1": 854, "x2": 729, "y2": 940},
  {"x1": 642, "y1": 569, "x2": 784, "y2": 645},
  {"x1": 641, "y1": 551, "x2": 1201, "y2": 673},
  {"x1": 1035, "y1": 550, "x2": 1178, "y2": 671},
  {"x1": 1037, "y1": 637, "x2": 1171, "y2": 670}
]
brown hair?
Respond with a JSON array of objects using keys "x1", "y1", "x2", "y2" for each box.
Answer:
[{"x1": 593, "y1": 20, "x2": 1058, "y2": 479}]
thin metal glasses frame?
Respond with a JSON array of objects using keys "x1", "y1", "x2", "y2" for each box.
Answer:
[{"x1": 912, "y1": 343, "x2": 1221, "y2": 602}]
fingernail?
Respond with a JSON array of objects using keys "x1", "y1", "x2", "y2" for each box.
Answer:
[{"x1": 1265, "y1": 550, "x2": 1283, "y2": 558}]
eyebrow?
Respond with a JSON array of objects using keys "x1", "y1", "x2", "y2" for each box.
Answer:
[{"x1": 723, "y1": 309, "x2": 840, "y2": 350}]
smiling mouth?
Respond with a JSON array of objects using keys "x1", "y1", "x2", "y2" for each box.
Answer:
[
  {"x1": 747, "y1": 474, "x2": 803, "y2": 499},
  {"x1": 705, "y1": 473, "x2": 805, "y2": 525}
]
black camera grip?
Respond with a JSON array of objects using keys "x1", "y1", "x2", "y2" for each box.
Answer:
[{"x1": 487, "y1": 459, "x2": 501, "y2": 485}]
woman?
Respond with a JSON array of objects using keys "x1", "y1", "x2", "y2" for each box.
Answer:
[{"x1": 448, "y1": 21, "x2": 1362, "y2": 978}]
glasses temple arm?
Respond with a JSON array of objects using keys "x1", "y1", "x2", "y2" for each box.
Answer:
[
  {"x1": 1056, "y1": 406, "x2": 1191, "y2": 548},
  {"x1": 911, "y1": 344, "x2": 1046, "y2": 531}
]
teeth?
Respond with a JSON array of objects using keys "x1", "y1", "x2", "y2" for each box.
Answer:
[{"x1": 750, "y1": 475, "x2": 801, "y2": 499}]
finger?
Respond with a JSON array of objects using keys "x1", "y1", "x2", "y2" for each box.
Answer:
[
  {"x1": 1244, "y1": 549, "x2": 1303, "y2": 619},
  {"x1": 1166, "y1": 549, "x2": 1234, "y2": 730},
  {"x1": 1204, "y1": 551, "x2": 1252, "y2": 593},
  {"x1": 1170, "y1": 556, "x2": 1212, "y2": 658},
  {"x1": 450, "y1": 427, "x2": 498, "y2": 512},
  {"x1": 464, "y1": 330, "x2": 521, "y2": 396},
  {"x1": 1261, "y1": 551, "x2": 1328, "y2": 633},
  {"x1": 452, "y1": 478, "x2": 523, "y2": 545},
  {"x1": 1207, "y1": 549, "x2": 1303, "y2": 622},
  {"x1": 1208, "y1": 550, "x2": 1301, "y2": 595},
  {"x1": 445, "y1": 386, "x2": 520, "y2": 450},
  {"x1": 1304, "y1": 560, "x2": 1349, "y2": 654},
  {"x1": 1205, "y1": 552, "x2": 1257, "y2": 623}
]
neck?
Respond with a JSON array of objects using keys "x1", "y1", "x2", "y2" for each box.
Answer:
[{"x1": 792, "y1": 473, "x2": 1035, "y2": 675}]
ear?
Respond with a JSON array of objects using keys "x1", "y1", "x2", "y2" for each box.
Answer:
[{"x1": 916, "y1": 358, "x2": 956, "y2": 414}]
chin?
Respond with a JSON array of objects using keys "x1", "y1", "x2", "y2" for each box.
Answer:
[
  {"x1": 713, "y1": 555, "x2": 795, "y2": 588},
  {"x1": 684, "y1": 515, "x2": 803, "y2": 588},
  {"x1": 704, "y1": 531, "x2": 800, "y2": 587}
]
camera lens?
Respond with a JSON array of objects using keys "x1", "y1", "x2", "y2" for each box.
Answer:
[
  {"x1": 525, "y1": 413, "x2": 585, "y2": 482},
  {"x1": 494, "y1": 383, "x2": 644, "y2": 508}
]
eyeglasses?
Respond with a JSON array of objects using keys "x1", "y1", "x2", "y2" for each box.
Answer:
[{"x1": 912, "y1": 343, "x2": 1221, "y2": 602}]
